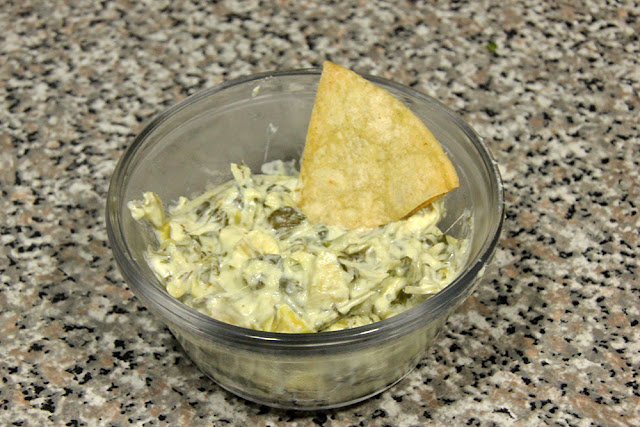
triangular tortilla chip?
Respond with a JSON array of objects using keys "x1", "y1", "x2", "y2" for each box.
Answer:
[{"x1": 299, "y1": 61, "x2": 459, "y2": 229}]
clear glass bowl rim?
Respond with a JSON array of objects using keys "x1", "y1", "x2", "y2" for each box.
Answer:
[{"x1": 106, "y1": 68, "x2": 504, "y2": 352}]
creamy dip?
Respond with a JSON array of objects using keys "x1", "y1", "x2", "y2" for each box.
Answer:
[{"x1": 129, "y1": 162, "x2": 468, "y2": 332}]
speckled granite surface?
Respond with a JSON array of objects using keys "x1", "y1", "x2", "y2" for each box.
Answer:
[{"x1": 1, "y1": 0, "x2": 638, "y2": 425}]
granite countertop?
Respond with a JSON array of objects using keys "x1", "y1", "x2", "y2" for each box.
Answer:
[{"x1": 1, "y1": 0, "x2": 638, "y2": 425}]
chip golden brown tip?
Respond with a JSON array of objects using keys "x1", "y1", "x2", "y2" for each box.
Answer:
[{"x1": 299, "y1": 61, "x2": 459, "y2": 230}]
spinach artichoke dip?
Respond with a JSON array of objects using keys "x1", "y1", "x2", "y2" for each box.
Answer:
[{"x1": 129, "y1": 162, "x2": 469, "y2": 333}]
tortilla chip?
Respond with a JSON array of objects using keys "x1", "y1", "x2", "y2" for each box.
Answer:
[{"x1": 299, "y1": 61, "x2": 459, "y2": 229}]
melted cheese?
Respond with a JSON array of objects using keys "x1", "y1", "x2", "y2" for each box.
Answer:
[{"x1": 129, "y1": 162, "x2": 469, "y2": 332}]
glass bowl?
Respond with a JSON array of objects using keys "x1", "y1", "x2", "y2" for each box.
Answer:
[{"x1": 106, "y1": 69, "x2": 504, "y2": 410}]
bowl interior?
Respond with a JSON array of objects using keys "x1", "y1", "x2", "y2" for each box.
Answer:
[{"x1": 109, "y1": 70, "x2": 503, "y2": 336}]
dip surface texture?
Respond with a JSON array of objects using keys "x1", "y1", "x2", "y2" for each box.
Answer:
[{"x1": 129, "y1": 163, "x2": 468, "y2": 332}]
